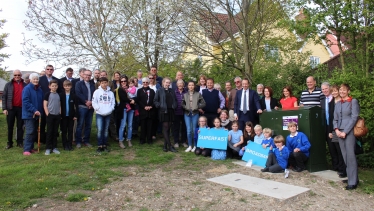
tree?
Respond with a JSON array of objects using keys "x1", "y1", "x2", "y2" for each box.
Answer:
[
  {"x1": 123, "y1": 0, "x2": 186, "y2": 70},
  {"x1": 179, "y1": 0, "x2": 290, "y2": 83},
  {"x1": 23, "y1": 0, "x2": 134, "y2": 74},
  {"x1": 0, "y1": 12, "x2": 10, "y2": 80}
]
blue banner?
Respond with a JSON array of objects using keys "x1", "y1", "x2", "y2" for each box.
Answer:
[
  {"x1": 197, "y1": 128, "x2": 228, "y2": 150},
  {"x1": 242, "y1": 142, "x2": 269, "y2": 168}
]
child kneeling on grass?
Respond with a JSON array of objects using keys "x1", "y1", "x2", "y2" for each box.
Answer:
[
  {"x1": 261, "y1": 135, "x2": 290, "y2": 173},
  {"x1": 92, "y1": 77, "x2": 115, "y2": 153}
]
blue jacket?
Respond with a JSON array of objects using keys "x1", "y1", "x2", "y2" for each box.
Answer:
[
  {"x1": 286, "y1": 132, "x2": 311, "y2": 157},
  {"x1": 22, "y1": 83, "x2": 44, "y2": 119},
  {"x1": 75, "y1": 80, "x2": 95, "y2": 106},
  {"x1": 271, "y1": 146, "x2": 290, "y2": 169},
  {"x1": 261, "y1": 137, "x2": 275, "y2": 148}
]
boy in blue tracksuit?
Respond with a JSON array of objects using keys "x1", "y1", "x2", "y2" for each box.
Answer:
[
  {"x1": 261, "y1": 135, "x2": 290, "y2": 173},
  {"x1": 286, "y1": 121, "x2": 311, "y2": 172}
]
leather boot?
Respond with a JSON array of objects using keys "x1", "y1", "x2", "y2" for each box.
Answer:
[
  {"x1": 169, "y1": 144, "x2": 178, "y2": 153},
  {"x1": 163, "y1": 143, "x2": 168, "y2": 152}
]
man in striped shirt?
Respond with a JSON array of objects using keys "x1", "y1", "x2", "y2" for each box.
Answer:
[{"x1": 300, "y1": 76, "x2": 323, "y2": 107}]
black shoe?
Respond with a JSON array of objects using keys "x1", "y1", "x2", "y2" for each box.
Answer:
[
  {"x1": 163, "y1": 143, "x2": 168, "y2": 152},
  {"x1": 16, "y1": 143, "x2": 23, "y2": 148},
  {"x1": 261, "y1": 168, "x2": 269, "y2": 172},
  {"x1": 345, "y1": 185, "x2": 357, "y2": 190},
  {"x1": 103, "y1": 146, "x2": 110, "y2": 152},
  {"x1": 339, "y1": 173, "x2": 347, "y2": 178},
  {"x1": 96, "y1": 147, "x2": 103, "y2": 153},
  {"x1": 140, "y1": 140, "x2": 145, "y2": 145},
  {"x1": 5, "y1": 145, "x2": 13, "y2": 149},
  {"x1": 169, "y1": 146, "x2": 178, "y2": 153},
  {"x1": 64, "y1": 147, "x2": 70, "y2": 151},
  {"x1": 292, "y1": 167, "x2": 304, "y2": 172}
]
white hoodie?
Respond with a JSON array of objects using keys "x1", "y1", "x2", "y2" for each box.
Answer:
[{"x1": 92, "y1": 86, "x2": 115, "y2": 116}]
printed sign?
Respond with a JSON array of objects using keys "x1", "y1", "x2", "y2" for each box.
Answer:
[
  {"x1": 242, "y1": 142, "x2": 269, "y2": 168},
  {"x1": 197, "y1": 128, "x2": 228, "y2": 150},
  {"x1": 283, "y1": 116, "x2": 298, "y2": 130}
]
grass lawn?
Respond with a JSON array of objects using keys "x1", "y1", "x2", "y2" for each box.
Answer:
[{"x1": 0, "y1": 113, "x2": 373, "y2": 210}]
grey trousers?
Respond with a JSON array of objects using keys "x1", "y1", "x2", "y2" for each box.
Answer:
[{"x1": 338, "y1": 130, "x2": 358, "y2": 186}]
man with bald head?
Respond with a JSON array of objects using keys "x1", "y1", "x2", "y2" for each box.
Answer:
[
  {"x1": 299, "y1": 76, "x2": 323, "y2": 107},
  {"x1": 2, "y1": 70, "x2": 27, "y2": 149}
]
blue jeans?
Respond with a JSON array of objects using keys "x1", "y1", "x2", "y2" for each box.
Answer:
[
  {"x1": 184, "y1": 113, "x2": 199, "y2": 146},
  {"x1": 96, "y1": 114, "x2": 111, "y2": 146},
  {"x1": 23, "y1": 119, "x2": 36, "y2": 152},
  {"x1": 75, "y1": 107, "x2": 94, "y2": 144},
  {"x1": 118, "y1": 109, "x2": 134, "y2": 141}
]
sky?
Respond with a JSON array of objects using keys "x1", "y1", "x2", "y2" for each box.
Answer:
[{"x1": 0, "y1": 0, "x2": 65, "y2": 77}]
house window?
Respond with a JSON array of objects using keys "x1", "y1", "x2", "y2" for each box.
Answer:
[
  {"x1": 310, "y1": 56, "x2": 320, "y2": 68},
  {"x1": 265, "y1": 44, "x2": 279, "y2": 61}
]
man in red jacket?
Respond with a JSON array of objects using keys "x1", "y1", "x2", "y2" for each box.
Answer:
[{"x1": 2, "y1": 70, "x2": 27, "y2": 149}]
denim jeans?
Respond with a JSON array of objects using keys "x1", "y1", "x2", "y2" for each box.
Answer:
[
  {"x1": 75, "y1": 107, "x2": 94, "y2": 144},
  {"x1": 184, "y1": 113, "x2": 199, "y2": 146},
  {"x1": 96, "y1": 114, "x2": 111, "y2": 146},
  {"x1": 118, "y1": 109, "x2": 134, "y2": 141},
  {"x1": 23, "y1": 119, "x2": 37, "y2": 152}
]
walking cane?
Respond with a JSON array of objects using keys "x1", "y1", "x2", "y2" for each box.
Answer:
[{"x1": 37, "y1": 117, "x2": 41, "y2": 153}]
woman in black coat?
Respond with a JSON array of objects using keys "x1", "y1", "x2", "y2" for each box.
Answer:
[
  {"x1": 260, "y1": 86, "x2": 279, "y2": 111},
  {"x1": 154, "y1": 77, "x2": 178, "y2": 152},
  {"x1": 136, "y1": 77, "x2": 156, "y2": 144}
]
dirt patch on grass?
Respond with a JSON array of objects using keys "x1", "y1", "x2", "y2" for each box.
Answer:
[{"x1": 26, "y1": 159, "x2": 374, "y2": 211}]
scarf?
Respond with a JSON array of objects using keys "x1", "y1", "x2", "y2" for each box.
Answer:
[
  {"x1": 221, "y1": 119, "x2": 230, "y2": 127},
  {"x1": 341, "y1": 97, "x2": 352, "y2": 103}
]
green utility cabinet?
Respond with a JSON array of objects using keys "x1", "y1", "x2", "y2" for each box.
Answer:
[{"x1": 259, "y1": 106, "x2": 327, "y2": 172}]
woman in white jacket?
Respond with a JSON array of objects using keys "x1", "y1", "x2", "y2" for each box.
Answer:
[{"x1": 92, "y1": 77, "x2": 115, "y2": 153}]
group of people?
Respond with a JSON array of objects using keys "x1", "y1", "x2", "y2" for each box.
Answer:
[{"x1": 2, "y1": 66, "x2": 360, "y2": 190}]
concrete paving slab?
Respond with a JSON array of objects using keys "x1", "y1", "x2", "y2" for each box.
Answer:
[
  {"x1": 311, "y1": 170, "x2": 346, "y2": 182},
  {"x1": 207, "y1": 173, "x2": 310, "y2": 200}
]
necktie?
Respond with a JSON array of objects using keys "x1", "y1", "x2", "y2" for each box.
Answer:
[
  {"x1": 325, "y1": 97, "x2": 329, "y2": 125},
  {"x1": 243, "y1": 90, "x2": 247, "y2": 114}
]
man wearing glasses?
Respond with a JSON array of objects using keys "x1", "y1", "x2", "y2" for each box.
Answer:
[
  {"x1": 75, "y1": 70, "x2": 95, "y2": 148},
  {"x1": 2, "y1": 70, "x2": 27, "y2": 149},
  {"x1": 39, "y1": 65, "x2": 61, "y2": 144}
]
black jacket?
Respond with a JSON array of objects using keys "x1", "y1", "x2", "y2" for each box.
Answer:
[
  {"x1": 2, "y1": 79, "x2": 27, "y2": 110},
  {"x1": 59, "y1": 92, "x2": 78, "y2": 118},
  {"x1": 116, "y1": 87, "x2": 137, "y2": 118},
  {"x1": 154, "y1": 87, "x2": 177, "y2": 113},
  {"x1": 136, "y1": 87, "x2": 156, "y2": 120},
  {"x1": 259, "y1": 97, "x2": 279, "y2": 111},
  {"x1": 39, "y1": 75, "x2": 62, "y2": 94}
]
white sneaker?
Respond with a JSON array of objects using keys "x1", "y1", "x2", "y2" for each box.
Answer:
[
  {"x1": 174, "y1": 143, "x2": 179, "y2": 148},
  {"x1": 285, "y1": 169, "x2": 289, "y2": 178},
  {"x1": 45, "y1": 149, "x2": 51, "y2": 155},
  {"x1": 183, "y1": 143, "x2": 188, "y2": 148},
  {"x1": 53, "y1": 148, "x2": 60, "y2": 154},
  {"x1": 185, "y1": 146, "x2": 192, "y2": 152},
  {"x1": 191, "y1": 146, "x2": 196, "y2": 152}
]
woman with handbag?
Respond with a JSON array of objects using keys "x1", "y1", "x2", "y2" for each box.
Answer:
[{"x1": 333, "y1": 84, "x2": 360, "y2": 190}]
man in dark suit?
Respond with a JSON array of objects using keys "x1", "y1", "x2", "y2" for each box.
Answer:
[
  {"x1": 234, "y1": 78, "x2": 262, "y2": 131},
  {"x1": 75, "y1": 69, "x2": 95, "y2": 148},
  {"x1": 321, "y1": 82, "x2": 345, "y2": 174},
  {"x1": 71, "y1": 68, "x2": 87, "y2": 94},
  {"x1": 59, "y1": 67, "x2": 74, "y2": 85},
  {"x1": 38, "y1": 64, "x2": 61, "y2": 143}
]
